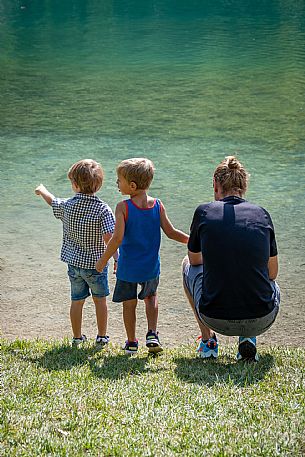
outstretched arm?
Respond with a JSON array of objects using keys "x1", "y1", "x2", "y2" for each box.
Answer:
[
  {"x1": 96, "y1": 202, "x2": 126, "y2": 272},
  {"x1": 160, "y1": 203, "x2": 189, "y2": 243},
  {"x1": 35, "y1": 184, "x2": 55, "y2": 206}
]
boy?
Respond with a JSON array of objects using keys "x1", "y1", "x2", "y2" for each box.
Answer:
[
  {"x1": 35, "y1": 159, "x2": 116, "y2": 347},
  {"x1": 96, "y1": 158, "x2": 189, "y2": 354}
]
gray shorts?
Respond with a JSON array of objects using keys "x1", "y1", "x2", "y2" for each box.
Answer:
[
  {"x1": 113, "y1": 277, "x2": 159, "y2": 303},
  {"x1": 183, "y1": 262, "x2": 280, "y2": 337}
]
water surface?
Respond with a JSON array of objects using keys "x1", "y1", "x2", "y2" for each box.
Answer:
[{"x1": 1, "y1": 1, "x2": 305, "y2": 335}]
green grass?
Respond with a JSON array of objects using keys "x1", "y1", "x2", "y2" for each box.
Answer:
[{"x1": 1, "y1": 339, "x2": 305, "y2": 457}]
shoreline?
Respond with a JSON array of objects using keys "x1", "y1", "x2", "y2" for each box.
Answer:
[{"x1": 1, "y1": 255, "x2": 304, "y2": 348}]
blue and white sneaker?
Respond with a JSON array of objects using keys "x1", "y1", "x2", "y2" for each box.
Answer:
[
  {"x1": 72, "y1": 334, "x2": 87, "y2": 347},
  {"x1": 123, "y1": 339, "x2": 139, "y2": 355},
  {"x1": 196, "y1": 335, "x2": 218, "y2": 359},
  {"x1": 237, "y1": 337, "x2": 258, "y2": 362},
  {"x1": 96, "y1": 335, "x2": 110, "y2": 347}
]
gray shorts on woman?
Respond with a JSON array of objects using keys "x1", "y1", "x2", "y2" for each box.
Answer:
[{"x1": 183, "y1": 262, "x2": 280, "y2": 337}]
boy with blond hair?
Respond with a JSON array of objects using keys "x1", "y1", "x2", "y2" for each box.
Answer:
[
  {"x1": 35, "y1": 159, "x2": 116, "y2": 347},
  {"x1": 96, "y1": 158, "x2": 189, "y2": 354}
]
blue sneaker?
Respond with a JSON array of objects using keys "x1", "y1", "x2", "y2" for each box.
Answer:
[
  {"x1": 196, "y1": 335, "x2": 218, "y2": 359},
  {"x1": 123, "y1": 339, "x2": 139, "y2": 355},
  {"x1": 237, "y1": 337, "x2": 258, "y2": 362},
  {"x1": 146, "y1": 330, "x2": 163, "y2": 354}
]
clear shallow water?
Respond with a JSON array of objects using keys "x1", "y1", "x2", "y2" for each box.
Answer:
[{"x1": 1, "y1": 1, "x2": 305, "y2": 300}]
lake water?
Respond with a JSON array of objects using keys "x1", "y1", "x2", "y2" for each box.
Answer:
[{"x1": 1, "y1": 1, "x2": 305, "y2": 339}]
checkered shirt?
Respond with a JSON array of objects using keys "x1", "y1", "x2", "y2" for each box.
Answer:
[{"x1": 52, "y1": 193, "x2": 115, "y2": 269}]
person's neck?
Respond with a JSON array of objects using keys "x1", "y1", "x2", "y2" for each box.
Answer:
[
  {"x1": 76, "y1": 192, "x2": 95, "y2": 196},
  {"x1": 214, "y1": 190, "x2": 244, "y2": 201},
  {"x1": 222, "y1": 192, "x2": 243, "y2": 199},
  {"x1": 130, "y1": 190, "x2": 153, "y2": 208}
]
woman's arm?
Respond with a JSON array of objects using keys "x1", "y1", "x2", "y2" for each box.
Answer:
[
  {"x1": 268, "y1": 255, "x2": 278, "y2": 280},
  {"x1": 188, "y1": 250, "x2": 203, "y2": 266}
]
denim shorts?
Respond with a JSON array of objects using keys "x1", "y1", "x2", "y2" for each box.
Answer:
[
  {"x1": 183, "y1": 261, "x2": 280, "y2": 337},
  {"x1": 67, "y1": 264, "x2": 109, "y2": 301},
  {"x1": 112, "y1": 277, "x2": 159, "y2": 302}
]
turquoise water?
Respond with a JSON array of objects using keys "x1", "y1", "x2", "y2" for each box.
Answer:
[{"x1": 1, "y1": 1, "x2": 305, "y2": 304}]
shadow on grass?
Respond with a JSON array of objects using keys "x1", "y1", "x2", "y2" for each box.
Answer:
[
  {"x1": 21, "y1": 343, "x2": 162, "y2": 379},
  {"x1": 88, "y1": 353, "x2": 154, "y2": 380},
  {"x1": 23, "y1": 343, "x2": 99, "y2": 371},
  {"x1": 174, "y1": 353, "x2": 275, "y2": 386}
]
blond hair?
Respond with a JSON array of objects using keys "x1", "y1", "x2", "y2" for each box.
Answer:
[
  {"x1": 116, "y1": 158, "x2": 155, "y2": 190},
  {"x1": 68, "y1": 159, "x2": 104, "y2": 194},
  {"x1": 213, "y1": 156, "x2": 249, "y2": 195}
]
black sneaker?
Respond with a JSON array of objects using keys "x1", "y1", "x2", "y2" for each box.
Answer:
[
  {"x1": 237, "y1": 337, "x2": 258, "y2": 362},
  {"x1": 124, "y1": 339, "x2": 139, "y2": 355},
  {"x1": 96, "y1": 335, "x2": 110, "y2": 347},
  {"x1": 72, "y1": 334, "x2": 87, "y2": 347},
  {"x1": 146, "y1": 330, "x2": 163, "y2": 354}
]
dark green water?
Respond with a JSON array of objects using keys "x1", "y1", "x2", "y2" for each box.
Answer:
[{"x1": 1, "y1": 1, "x2": 305, "y2": 303}]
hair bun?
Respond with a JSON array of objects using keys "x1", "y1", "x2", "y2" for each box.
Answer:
[{"x1": 226, "y1": 155, "x2": 240, "y2": 170}]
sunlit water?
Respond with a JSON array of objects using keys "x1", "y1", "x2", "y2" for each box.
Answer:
[{"x1": 1, "y1": 1, "x2": 305, "y2": 332}]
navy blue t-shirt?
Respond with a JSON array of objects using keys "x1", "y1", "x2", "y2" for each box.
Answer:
[{"x1": 188, "y1": 196, "x2": 278, "y2": 319}]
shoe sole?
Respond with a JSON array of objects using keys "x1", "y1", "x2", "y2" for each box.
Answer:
[
  {"x1": 198, "y1": 352, "x2": 218, "y2": 359},
  {"x1": 238, "y1": 340, "x2": 257, "y2": 361},
  {"x1": 147, "y1": 344, "x2": 163, "y2": 354},
  {"x1": 125, "y1": 350, "x2": 138, "y2": 355}
]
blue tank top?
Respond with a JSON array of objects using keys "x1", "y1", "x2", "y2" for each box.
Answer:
[{"x1": 117, "y1": 198, "x2": 161, "y2": 282}]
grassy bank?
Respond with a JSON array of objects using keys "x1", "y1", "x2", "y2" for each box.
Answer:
[{"x1": 1, "y1": 339, "x2": 305, "y2": 456}]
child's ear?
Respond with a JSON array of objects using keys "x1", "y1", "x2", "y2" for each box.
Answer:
[{"x1": 130, "y1": 181, "x2": 137, "y2": 191}]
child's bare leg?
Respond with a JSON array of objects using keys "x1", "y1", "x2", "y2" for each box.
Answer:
[
  {"x1": 93, "y1": 296, "x2": 108, "y2": 336},
  {"x1": 70, "y1": 299, "x2": 85, "y2": 338},
  {"x1": 144, "y1": 294, "x2": 158, "y2": 332},
  {"x1": 123, "y1": 299, "x2": 137, "y2": 341},
  {"x1": 144, "y1": 294, "x2": 163, "y2": 353}
]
